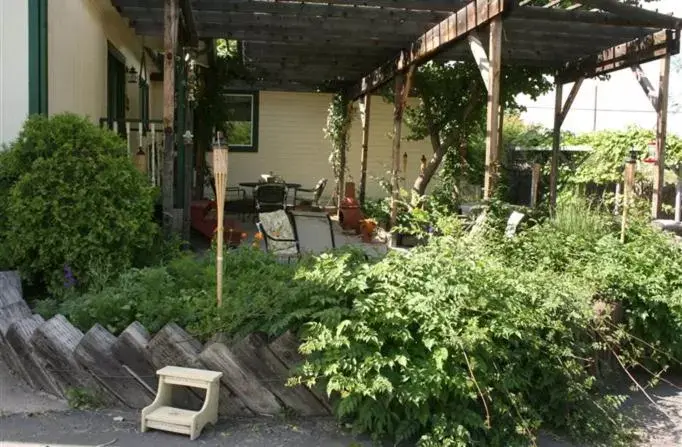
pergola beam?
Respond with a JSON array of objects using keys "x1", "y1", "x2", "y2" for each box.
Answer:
[
  {"x1": 116, "y1": 0, "x2": 469, "y2": 10},
  {"x1": 558, "y1": 29, "x2": 680, "y2": 82},
  {"x1": 549, "y1": 77, "x2": 584, "y2": 207},
  {"x1": 578, "y1": 0, "x2": 682, "y2": 29},
  {"x1": 511, "y1": 5, "x2": 678, "y2": 28},
  {"x1": 189, "y1": 0, "x2": 452, "y2": 22},
  {"x1": 630, "y1": 64, "x2": 659, "y2": 111},
  {"x1": 349, "y1": 0, "x2": 511, "y2": 100},
  {"x1": 468, "y1": 32, "x2": 491, "y2": 92},
  {"x1": 179, "y1": 0, "x2": 198, "y2": 46}
]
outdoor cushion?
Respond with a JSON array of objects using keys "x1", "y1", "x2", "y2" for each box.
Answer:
[{"x1": 258, "y1": 210, "x2": 298, "y2": 256}]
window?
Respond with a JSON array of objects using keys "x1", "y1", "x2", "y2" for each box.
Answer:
[{"x1": 225, "y1": 92, "x2": 258, "y2": 152}]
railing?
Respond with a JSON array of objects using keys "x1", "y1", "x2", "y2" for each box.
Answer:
[{"x1": 100, "y1": 118, "x2": 164, "y2": 187}]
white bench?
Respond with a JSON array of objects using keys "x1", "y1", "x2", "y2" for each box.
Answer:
[{"x1": 141, "y1": 366, "x2": 223, "y2": 440}]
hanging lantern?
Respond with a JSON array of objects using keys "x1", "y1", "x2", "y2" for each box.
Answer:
[
  {"x1": 134, "y1": 147, "x2": 147, "y2": 174},
  {"x1": 126, "y1": 67, "x2": 138, "y2": 84},
  {"x1": 212, "y1": 132, "x2": 229, "y2": 307}
]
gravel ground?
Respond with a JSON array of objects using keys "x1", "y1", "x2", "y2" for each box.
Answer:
[
  {"x1": 2, "y1": 356, "x2": 682, "y2": 446},
  {"x1": 0, "y1": 409, "x2": 373, "y2": 447},
  {"x1": 0, "y1": 359, "x2": 67, "y2": 416}
]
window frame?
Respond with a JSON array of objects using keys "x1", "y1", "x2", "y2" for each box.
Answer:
[{"x1": 224, "y1": 90, "x2": 259, "y2": 153}]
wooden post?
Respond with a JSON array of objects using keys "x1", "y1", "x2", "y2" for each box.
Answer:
[
  {"x1": 336, "y1": 96, "x2": 351, "y2": 217},
  {"x1": 652, "y1": 53, "x2": 670, "y2": 219},
  {"x1": 359, "y1": 94, "x2": 371, "y2": 206},
  {"x1": 483, "y1": 17, "x2": 502, "y2": 200},
  {"x1": 162, "y1": 0, "x2": 179, "y2": 236},
  {"x1": 621, "y1": 152, "x2": 637, "y2": 243},
  {"x1": 530, "y1": 162, "x2": 541, "y2": 207},
  {"x1": 550, "y1": 81, "x2": 563, "y2": 209},
  {"x1": 182, "y1": 111, "x2": 194, "y2": 244},
  {"x1": 389, "y1": 65, "x2": 414, "y2": 229}
]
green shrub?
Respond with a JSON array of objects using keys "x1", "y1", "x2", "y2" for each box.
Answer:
[
  {"x1": 295, "y1": 238, "x2": 633, "y2": 446},
  {"x1": 52, "y1": 247, "x2": 365, "y2": 340},
  {"x1": 0, "y1": 114, "x2": 158, "y2": 294}
]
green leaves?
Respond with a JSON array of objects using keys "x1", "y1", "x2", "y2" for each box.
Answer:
[{"x1": 0, "y1": 114, "x2": 157, "y2": 294}]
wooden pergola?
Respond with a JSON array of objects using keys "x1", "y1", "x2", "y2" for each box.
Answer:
[{"x1": 111, "y1": 0, "x2": 681, "y2": 228}]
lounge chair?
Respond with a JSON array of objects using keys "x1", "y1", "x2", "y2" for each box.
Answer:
[{"x1": 256, "y1": 210, "x2": 335, "y2": 259}]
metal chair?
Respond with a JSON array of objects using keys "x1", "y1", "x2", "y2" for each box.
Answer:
[
  {"x1": 257, "y1": 210, "x2": 336, "y2": 260},
  {"x1": 257, "y1": 210, "x2": 299, "y2": 261},
  {"x1": 296, "y1": 178, "x2": 328, "y2": 209},
  {"x1": 290, "y1": 211, "x2": 335, "y2": 254},
  {"x1": 254, "y1": 183, "x2": 287, "y2": 213}
]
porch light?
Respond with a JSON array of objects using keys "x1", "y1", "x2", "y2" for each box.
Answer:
[{"x1": 126, "y1": 66, "x2": 138, "y2": 84}]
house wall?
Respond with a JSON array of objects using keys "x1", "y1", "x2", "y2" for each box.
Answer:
[
  {"x1": 47, "y1": 0, "x2": 147, "y2": 122},
  {"x1": 0, "y1": 1, "x2": 29, "y2": 146},
  {"x1": 220, "y1": 91, "x2": 433, "y2": 201}
]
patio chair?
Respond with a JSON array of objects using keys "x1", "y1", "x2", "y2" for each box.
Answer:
[
  {"x1": 296, "y1": 178, "x2": 327, "y2": 209},
  {"x1": 289, "y1": 211, "x2": 335, "y2": 254},
  {"x1": 225, "y1": 187, "x2": 252, "y2": 221},
  {"x1": 254, "y1": 183, "x2": 287, "y2": 213},
  {"x1": 257, "y1": 210, "x2": 299, "y2": 260},
  {"x1": 257, "y1": 210, "x2": 337, "y2": 260}
]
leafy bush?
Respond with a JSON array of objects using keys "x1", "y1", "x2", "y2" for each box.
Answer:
[
  {"x1": 36, "y1": 195, "x2": 682, "y2": 446},
  {"x1": 0, "y1": 114, "x2": 158, "y2": 293},
  {"x1": 50, "y1": 247, "x2": 365, "y2": 340},
  {"x1": 295, "y1": 238, "x2": 633, "y2": 446}
]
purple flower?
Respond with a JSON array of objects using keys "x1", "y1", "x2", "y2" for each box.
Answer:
[{"x1": 63, "y1": 264, "x2": 77, "y2": 289}]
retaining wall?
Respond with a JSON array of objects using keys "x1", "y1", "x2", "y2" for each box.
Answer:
[{"x1": 0, "y1": 271, "x2": 331, "y2": 417}]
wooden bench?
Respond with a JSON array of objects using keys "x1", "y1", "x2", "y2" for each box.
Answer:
[{"x1": 141, "y1": 366, "x2": 223, "y2": 440}]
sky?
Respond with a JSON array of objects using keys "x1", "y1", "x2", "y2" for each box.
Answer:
[{"x1": 518, "y1": 0, "x2": 682, "y2": 135}]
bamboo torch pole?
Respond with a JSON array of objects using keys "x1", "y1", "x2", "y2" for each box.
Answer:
[
  {"x1": 212, "y1": 132, "x2": 228, "y2": 306},
  {"x1": 621, "y1": 149, "x2": 637, "y2": 244}
]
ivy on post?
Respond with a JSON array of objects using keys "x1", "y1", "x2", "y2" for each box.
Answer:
[
  {"x1": 389, "y1": 61, "x2": 415, "y2": 229},
  {"x1": 324, "y1": 92, "x2": 353, "y2": 215},
  {"x1": 162, "y1": 0, "x2": 179, "y2": 237}
]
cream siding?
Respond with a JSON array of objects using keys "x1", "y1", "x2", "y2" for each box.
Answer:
[
  {"x1": 223, "y1": 91, "x2": 433, "y2": 201},
  {"x1": 47, "y1": 0, "x2": 147, "y2": 122},
  {"x1": 0, "y1": 0, "x2": 29, "y2": 146}
]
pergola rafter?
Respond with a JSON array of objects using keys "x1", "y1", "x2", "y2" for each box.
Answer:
[{"x1": 111, "y1": 0, "x2": 682, "y2": 220}]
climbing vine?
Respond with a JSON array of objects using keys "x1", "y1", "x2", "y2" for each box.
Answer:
[{"x1": 324, "y1": 93, "x2": 355, "y2": 186}]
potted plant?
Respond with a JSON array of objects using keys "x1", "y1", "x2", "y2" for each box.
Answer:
[{"x1": 359, "y1": 218, "x2": 378, "y2": 242}]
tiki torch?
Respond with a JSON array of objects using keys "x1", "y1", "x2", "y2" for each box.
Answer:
[{"x1": 212, "y1": 132, "x2": 228, "y2": 306}]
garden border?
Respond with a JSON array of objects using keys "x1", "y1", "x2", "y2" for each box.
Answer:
[{"x1": 0, "y1": 271, "x2": 330, "y2": 416}]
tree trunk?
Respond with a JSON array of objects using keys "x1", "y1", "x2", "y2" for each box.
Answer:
[
  {"x1": 411, "y1": 83, "x2": 482, "y2": 197},
  {"x1": 412, "y1": 129, "x2": 446, "y2": 197}
]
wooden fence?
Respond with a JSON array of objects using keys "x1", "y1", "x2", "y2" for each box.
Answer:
[{"x1": 0, "y1": 271, "x2": 331, "y2": 416}]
